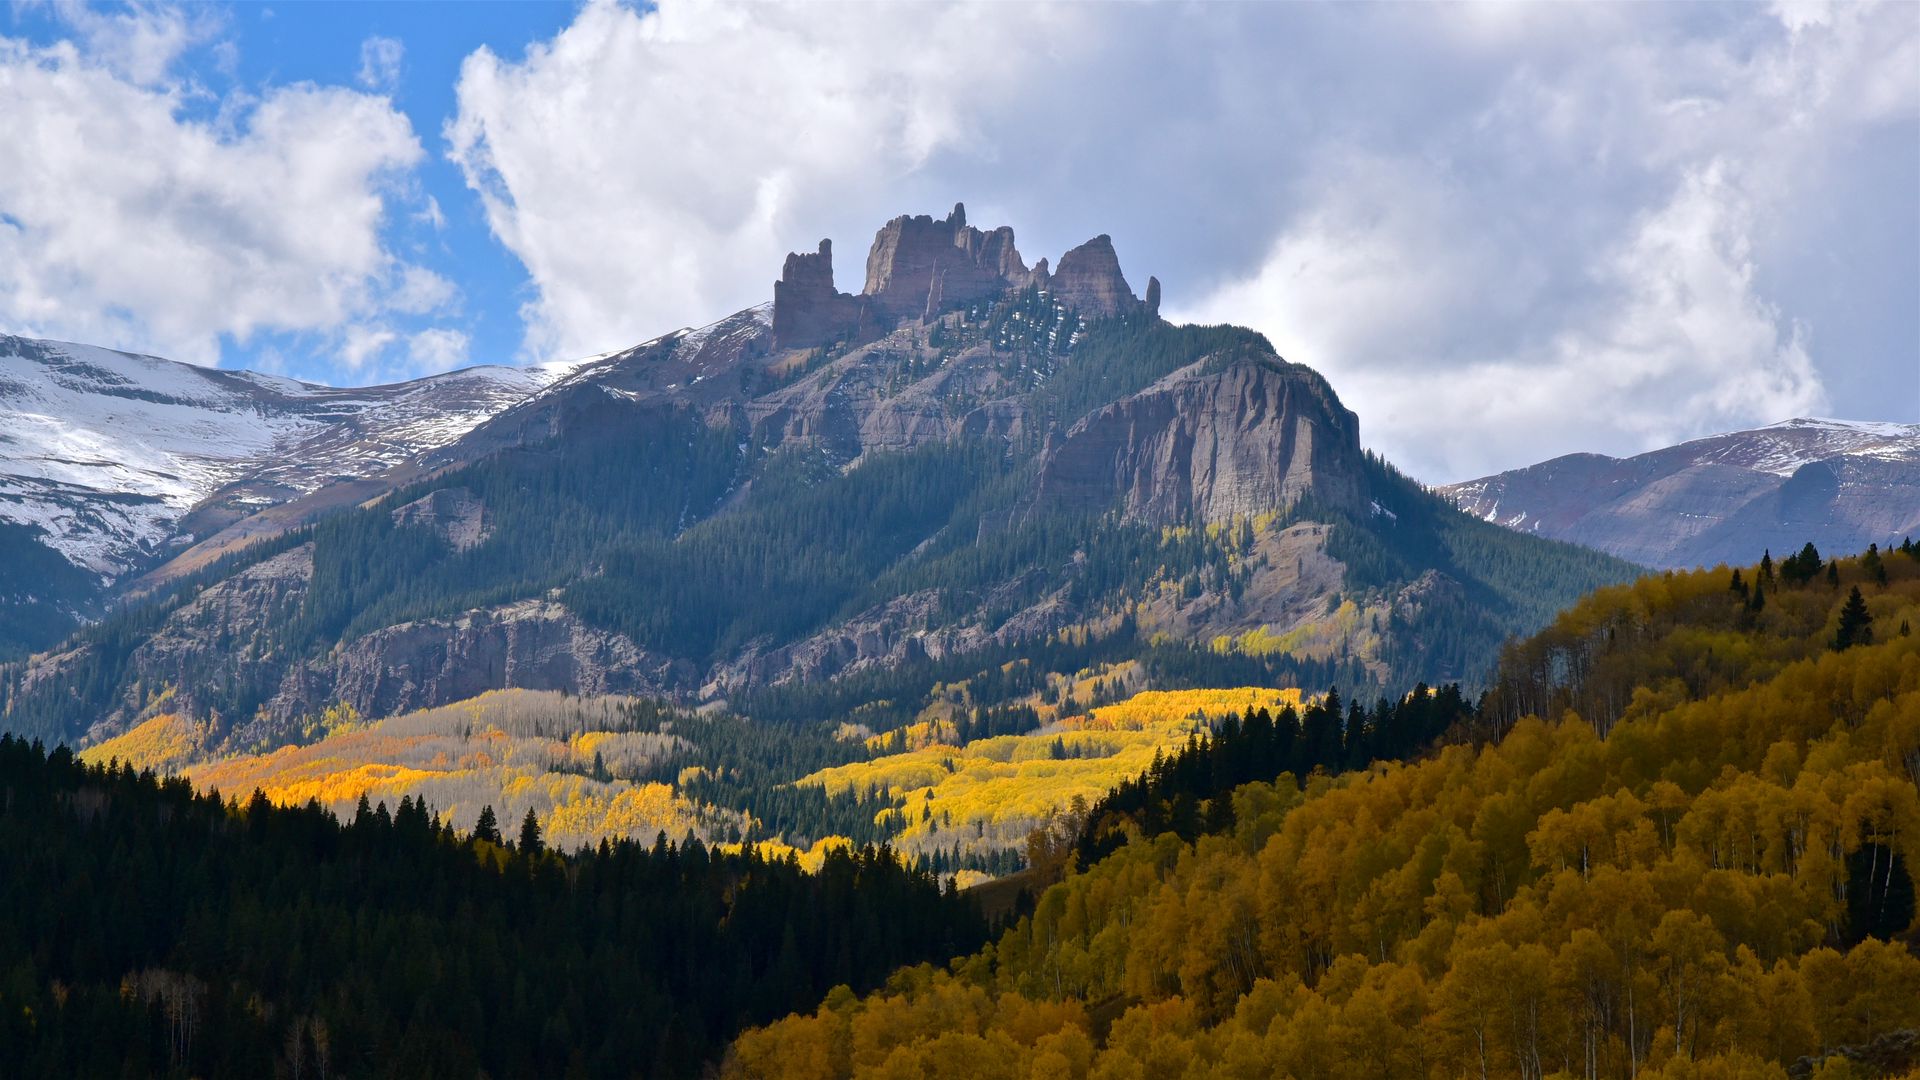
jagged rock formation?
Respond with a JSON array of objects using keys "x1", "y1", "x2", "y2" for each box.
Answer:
[
  {"x1": 770, "y1": 240, "x2": 864, "y2": 350},
  {"x1": 1048, "y1": 235, "x2": 1139, "y2": 317},
  {"x1": 1035, "y1": 354, "x2": 1365, "y2": 525},
  {"x1": 861, "y1": 202, "x2": 1034, "y2": 322},
  {"x1": 769, "y1": 203, "x2": 1147, "y2": 352},
  {"x1": 1444, "y1": 417, "x2": 1920, "y2": 569}
]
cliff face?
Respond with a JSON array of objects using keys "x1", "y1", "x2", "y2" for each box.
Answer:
[
  {"x1": 254, "y1": 599, "x2": 697, "y2": 740},
  {"x1": 1035, "y1": 354, "x2": 1367, "y2": 525}
]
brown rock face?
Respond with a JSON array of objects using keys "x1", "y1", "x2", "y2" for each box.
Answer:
[
  {"x1": 391, "y1": 487, "x2": 489, "y2": 551},
  {"x1": 266, "y1": 599, "x2": 696, "y2": 730},
  {"x1": 1049, "y1": 235, "x2": 1140, "y2": 317},
  {"x1": 1035, "y1": 353, "x2": 1366, "y2": 525},
  {"x1": 861, "y1": 202, "x2": 1033, "y2": 323},
  {"x1": 771, "y1": 239, "x2": 864, "y2": 350}
]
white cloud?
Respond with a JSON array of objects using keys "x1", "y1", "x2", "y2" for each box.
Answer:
[
  {"x1": 36, "y1": 0, "x2": 218, "y2": 85},
  {"x1": 389, "y1": 265, "x2": 457, "y2": 315},
  {"x1": 447, "y1": 0, "x2": 1089, "y2": 360},
  {"x1": 407, "y1": 328, "x2": 470, "y2": 373},
  {"x1": 357, "y1": 34, "x2": 403, "y2": 93},
  {"x1": 0, "y1": 29, "x2": 432, "y2": 368},
  {"x1": 1175, "y1": 1, "x2": 1914, "y2": 480},
  {"x1": 341, "y1": 325, "x2": 398, "y2": 372}
]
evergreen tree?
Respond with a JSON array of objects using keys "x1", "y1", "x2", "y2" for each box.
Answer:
[
  {"x1": 1833, "y1": 586, "x2": 1873, "y2": 651},
  {"x1": 1759, "y1": 548, "x2": 1775, "y2": 583},
  {"x1": 1863, "y1": 543, "x2": 1887, "y2": 585},
  {"x1": 518, "y1": 807, "x2": 544, "y2": 855},
  {"x1": 473, "y1": 804, "x2": 502, "y2": 844},
  {"x1": 1827, "y1": 559, "x2": 1840, "y2": 587}
]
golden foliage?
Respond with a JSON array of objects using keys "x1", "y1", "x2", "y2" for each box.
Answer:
[
  {"x1": 802, "y1": 688, "x2": 1306, "y2": 862},
  {"x1": 186, "y1": 689, "x2": 738, "y2": 851},
  {"x1": 80, "y1": 713, "x2": 215, "y2": 775},
  {"x1": 725, "y1": 555, "x2": 1920, "y2": 1078}
]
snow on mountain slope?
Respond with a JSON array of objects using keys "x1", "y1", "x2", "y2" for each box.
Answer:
[
  {"x1": 0, "y1": 335, "x2": 577, "y2": 586},
  {"x1": 1443, "y1": 417, "x2": 1920, "y2": 569}
]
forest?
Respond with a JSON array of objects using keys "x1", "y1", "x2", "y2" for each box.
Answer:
[
  {"x1": 0, "y1": 735, "x2": 986, "y2": 1077},
  {"x1": 723, "y1": 544, "x2": 1920, "y2": 1079}
]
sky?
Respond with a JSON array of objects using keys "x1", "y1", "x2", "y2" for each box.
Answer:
[{"x1": 0, "y1": 0, "x2": 1915, "y2": 483}]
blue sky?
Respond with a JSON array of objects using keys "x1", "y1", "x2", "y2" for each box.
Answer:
[{"x1": 1, "y1": 0, "x2": 1915, "y2": 483}]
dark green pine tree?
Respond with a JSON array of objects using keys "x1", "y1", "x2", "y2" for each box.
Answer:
[
  {"x1": 1833, "y1": 586, "x2": 1873, "y2": 651},
  {"x1": 519, "y1": 807, "x2": 545, "y2": 855},
  {"x1": 1863, "y1": 543, "x2": 1887, "y2": 585},
  {"x1": 1827, "y1": 560, "x2": 1841, "y2": 587},
  {"x1": 1760, "y1": 549, "x2": 1775, "y2": 583},
  {"x1": 473, "y1": 804, "x2": 502, "y2": 844}
]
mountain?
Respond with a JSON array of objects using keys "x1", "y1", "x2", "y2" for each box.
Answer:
[
  {"x1": 0, "y1": 204, "x2": 1634, "y2": 765},
  {"x1": 0, "y1": 334, "x2": 584, "y2": 654},
  {"x1": 1443, "y1": 417, "x2": 1920, "y2": 569}
]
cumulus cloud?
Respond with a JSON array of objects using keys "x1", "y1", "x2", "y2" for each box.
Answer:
[
  {"x1": 446, "y1": 0, "x2": 1915, "y2": 479},
  {"x1": 0, "y1": 23, "x2": 440, "y2": 369},
  {"x1": 35, "y1": 0, "x2": 217, "y2": 85},
  {"x1": 407, "y1": 328, "x2": 470, "y2": 373},
  {"x1": 447, "y1": 0, "x2": 1091, "y2": 360}
]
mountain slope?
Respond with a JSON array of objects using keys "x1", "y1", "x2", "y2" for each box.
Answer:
[{"x1": 1444, "y1": 417, "x2": 1920, "y2": 569}]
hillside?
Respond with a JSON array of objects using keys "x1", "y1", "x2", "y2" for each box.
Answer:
[
  {"x1": 724, "y1": 543, "x2": 1920, "y2": 1079},
  {"x1": 1, "y1": 205, "x2": 1636, "y2": 769},
  {"x1": 1444, "y1": 417, "x2": 1920, "y2": 570}
]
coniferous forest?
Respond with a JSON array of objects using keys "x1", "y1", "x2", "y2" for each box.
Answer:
[{"x1": 0, "y1": 736, "x2": 984, "y2": 1077}]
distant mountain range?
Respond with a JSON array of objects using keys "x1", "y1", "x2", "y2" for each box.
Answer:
[
  {"x1": 0, "y1": 334, "x2": 587, "y2": 649},
  {"x1": 1443, "y1": 417, "x2": 1920, "y2": 570},
  {"x1": 1, "y1": 204, "x2": 1632, "y2": 756}
]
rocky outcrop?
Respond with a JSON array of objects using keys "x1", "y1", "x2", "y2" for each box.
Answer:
[
  {"x1": 1035, "y1": 353, "x2": 1367, "y2": 525},
  {"x1": 53, "y1": 543, "x2": 318, "y2": 741},
  {"x1": 771, "y1": 240, "x2": 864, "y2": 350},
  {"x1": 1049, "y1": 235, "x2": 1139, "y2": 317},
  {"x1": 256, "y1": 599, "x2": 698, "y2": 736},
  {"x1": 391, "y1": 487, "x2": 489, "y2": 551},
  {"x1": 860, "y1": 203, "x2": 1034, "y2": 323}
]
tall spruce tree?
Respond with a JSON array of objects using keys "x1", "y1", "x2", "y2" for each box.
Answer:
[
  {"x1": 1833, "y1": 586, "x2": 1873, "y2": 651},
  {"x1": 519, "y1": 807, "x2": 545, "y2": 855},
  {"x1": 473, "y1": 804, "x2": 502, "y2": 844}
]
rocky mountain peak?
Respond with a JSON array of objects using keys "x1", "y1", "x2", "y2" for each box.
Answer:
[
  {"x1": 860, "y1": 204, "x2": 1034, "y2": 323},
  {"x1": 771, "y1": 239, "x2": 863, "y2": 350},
  {"x1": 1049, "y1": 234, "x2": 1139, "y2": 318},
  {"x1": 771, "y1": 206, "x2": 1158, "y2": 351}
]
